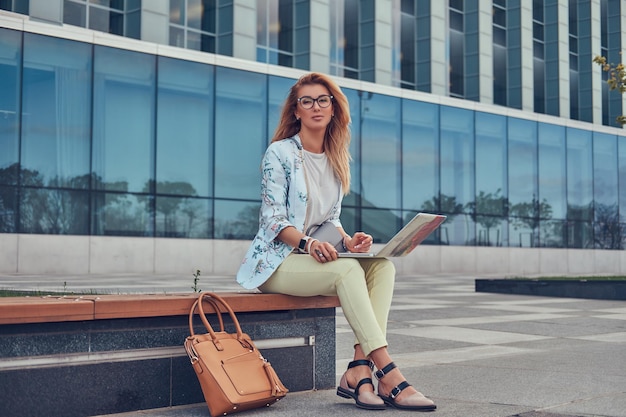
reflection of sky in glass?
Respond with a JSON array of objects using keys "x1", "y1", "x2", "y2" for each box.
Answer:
[
  {"x1": 402, "y1": 100, "x2": 438, "y2": 210},
  {"x1": 0, "y1": 29, "x2": 21, "y2": 174},
  {"x1": 567, "y1": 128, "x2": 593, "y2": 208},
  {"x1": 214, "y1": 68, "x2": 267, "y2": 200},
  {"x1": 361, "y1": 94, "x2": 401, "y2": 209},
  {"x1": 93, "y1": 46, "x2": 155, "y2": 193},
  {"x1": 508, "y1": 118, "x2": 537, "y2": 207},
  {"x1": 21, "y1": 34, "x2": 92, "y2": 187},
  {"x1": 593, "y1": 132, "x2": 618, "y2": 208},
  {"x1": 157, "y1": 57, "x2": 213, "y2": 197},
  {"x1": 538, "y1": 123, "x2": 566, "y2": 219},
  {"x1": 475, "y1": 112, "x2": 506, "y2": 211},
  {"x1": 440, "y1": 106, "x2": 474, "y2": 206}
]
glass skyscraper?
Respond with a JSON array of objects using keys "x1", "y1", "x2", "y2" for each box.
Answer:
[{"x1": 0, "y1": 0, "x2": 624, "y2": 278}]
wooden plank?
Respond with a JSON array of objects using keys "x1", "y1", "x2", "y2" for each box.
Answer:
[{"x1": 0, "y1": 293, "x2": 340, "y2": 323}]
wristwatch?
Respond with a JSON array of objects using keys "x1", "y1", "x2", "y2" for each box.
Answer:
[{"x1": 298, "y1": 236, "x2": 311, "y2": 253}]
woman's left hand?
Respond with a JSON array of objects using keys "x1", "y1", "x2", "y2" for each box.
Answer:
[{"x1": 345, "y1": 232, "x2": 373, "y2": 253}]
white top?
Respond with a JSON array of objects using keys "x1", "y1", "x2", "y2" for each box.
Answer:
[{"x1": 303, "y1": 149, "x2": 340, "y2": 233}]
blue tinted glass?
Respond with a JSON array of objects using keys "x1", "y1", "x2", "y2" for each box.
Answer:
[
  {"x1": 21, "y1": 34, "x2": 92, "y2": 189},
  {"x1": 214, "y1": 67, "x2": 266, "y2": 200},
  {"x1": 566, "y1": 128, "x2": 593, "y2": 221},
  {"x1": 475, "y1": 112, "x2": 507, "y2": 215},
  {"x1": 508, "y1": 118, "x2": 538, "y2": 247},
  {"x1": 620, "y1": 136, "x2": 626, "y2": 222},
  {"x1": 440, "y1": 106, "x2": 475, "y2": 245},
  {"x1": 540, "y1": 219, "x2": 566, "y2": 248},
  {"x1": 268, "y1": 75, "x2": 295, "y2": 143},
  {"x1": 20, "y1": 188, "x2": 89, "y2": 235},
  {"x1": 538, "y1": 123, "x2": 566, "y2": 219},
  {"x1": 92, "y1": 192, "x2": 154, "y2": 236},
  {"x1": 508, "y1": 118, "x2": 537, "y2": 207},
  {"x1": 157, "y1": 57, "x2": 213, "y2": 198},
  {"x1": 93, "y1": 46, "x2": 155, "y2": 193},
  {"x1": 0, "y1": 28, "x2": 21, "y2": 186},
  {"x1": 362, "y1": 208, "x2": 402, "y2": 243},
  {"x1": 155, "y1": 196, "x2": 211, "y2": 238},
  {"x1": 214, "y1": 200, "x2": 260, "y2": 239},
  {"x1": 342, "y1": 88, "x2": 361, "y2": 207},
  {"x1": 0, "y1": 186, "x2": 17, "y2": 232},
  {"x1": 360, "y1": 94, "x2": 401, "y2": 209},
  {"x1": 474, "y1": 112, "x2": 507, "y2": 247},
  {"x1": 593, "y1": 132, "x2": 618, "y2": 222},
  {"x1": 402, "y1": 100, "x2": 439, "y2": 211}
]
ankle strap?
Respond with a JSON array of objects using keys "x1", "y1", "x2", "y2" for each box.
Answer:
[
  {"x1": 348, "y1": 359, "x2": 374, "y2": 370},
  {"x1": 374, "y1": 361, "x2": 397, "y2": 380}
]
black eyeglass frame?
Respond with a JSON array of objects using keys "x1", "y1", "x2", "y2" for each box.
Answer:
[{"x1": 297, "y1": 95, "x2": 334, "y2": 109}]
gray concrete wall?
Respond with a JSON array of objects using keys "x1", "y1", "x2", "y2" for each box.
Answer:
[{"x1": 2, "y1": 233, "x2": 625, "y2": 278}]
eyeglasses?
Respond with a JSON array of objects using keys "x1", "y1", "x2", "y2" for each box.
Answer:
[{"x1": 297, "y1": 95, "x2": 334, "y2": 109}]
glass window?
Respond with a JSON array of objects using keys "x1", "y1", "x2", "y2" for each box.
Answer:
[
  {"x1": 0, "y1": 186, "x2": 17, "y2": 233},
  {"x1": 214, "y1": 200, "x2": 260, "y2": 240},
  {"x1": 20, "y1": 188, "x2": 90, "y2": 235},
  {"x1": 21, "y1": 34, "x2": 92, "y2": 189},
  {"x1": 402, "y1": 100, "x2": 438, "y2": 211},
  {"x1": 214, "y1": 67, "x2": 267, "y2": 200},
  {"x1": 619, "y1": 136, "x2": 626, "y2": 222},
  {"x1": 362, "y1": 208, "x2": 403, "y2": 243},
  {"x1": 256, "y1": 0, "x2": 298, "y2": 67},
  {"x1": 169, "y1": 0, "x2": 218, "y2": 53},
  {"x1": 155, "y1": 196, "x2": 212, "y2": 238},
  {"x1": 440, "y1": 106, "x2": 474, "y2": 245},
  {"x1": 508, "y1": 118, "x2": 538, "y2": 247},
  {"x1": 156, "y1": 57, "x2": 214, "y2": 198},
  {"x1": 0, "y1": 28, "x2": 21, "y2": 187},
  {"x1": 267, "y1": 75, "x2": 295, "y2": 143},
  {"x1": 92, "y1": 46, "x2": 156, "y2": 193},
  {"x1": 474, "y1": 112, "x2": 507, "y2": 246},
  {"x1": 342, "y1": 88, "x2": 362, "y2": 208},
  {"x1": 92, "y1": 192, "x2": 154, "y2": 236},
  {"x1": 538, "y1": 123, "x2": 566, "y2": 220},
  {"x1": 566, "y1": 127, "x2": 593, "y2": 221},
  {"x1": 360, "y1": 94, "x2": 401, "y2": 210},
  {"x1": 0, "y1": 0, "x2": 29, "y2": 14},
  {"x1": 593, "y1": 132, "x2": 620, "y2": 248}
]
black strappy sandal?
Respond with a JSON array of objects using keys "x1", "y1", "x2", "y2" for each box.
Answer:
[
  {"x1": 337, "y1": 359, "x2": 386, "y2": 410},
  {"x1": 375, "y1": 362, "x2": 437, "y2": 411}
]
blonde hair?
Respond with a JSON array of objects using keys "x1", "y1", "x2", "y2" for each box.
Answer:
[{"x1": 271, "y1": 72, "x2": 351, "y2": 194}]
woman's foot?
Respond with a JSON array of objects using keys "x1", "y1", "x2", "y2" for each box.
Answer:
[
  {"x1": 375, "y1": 362, "x2": 436, "y2": 411},
  {"x1": 337, "y1": 360, "x2": 386, "y2": 410}
]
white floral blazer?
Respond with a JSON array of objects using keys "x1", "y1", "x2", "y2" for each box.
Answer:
[{"x1": 236, "y1": 135, "x2": 343, "y2": 289}]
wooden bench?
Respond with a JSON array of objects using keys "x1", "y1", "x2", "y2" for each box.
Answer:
[{"x1": 0, "y1": 292, "x2": 340, "y2": 417}]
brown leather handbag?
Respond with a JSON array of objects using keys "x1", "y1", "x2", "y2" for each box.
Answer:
[{"x1": 184, "y1": 292, "x2": 288, "y2": 416}]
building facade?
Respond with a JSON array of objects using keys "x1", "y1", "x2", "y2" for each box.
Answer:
[{"x1": 1, "y1": 0, "x2": 626, "y2": 279}]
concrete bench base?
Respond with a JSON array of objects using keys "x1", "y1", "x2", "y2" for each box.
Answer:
[{"x1": 0, "y1": 293, "x2": 340, "y2": 417}]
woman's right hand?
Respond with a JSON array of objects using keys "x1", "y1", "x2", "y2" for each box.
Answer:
[{"x1": 309, "y1": 239, "x2": 338, "y2": 263}]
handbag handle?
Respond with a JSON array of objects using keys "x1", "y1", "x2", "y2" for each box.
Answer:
[{"x1": 188, "y1": 292, "x2": 250, "y2": 351}]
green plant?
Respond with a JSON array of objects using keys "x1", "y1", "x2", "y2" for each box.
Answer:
[
  {"x1": 192, "y1": 269, "x2": 202, "y2": 293},
  {"x1": 594, "y1": 54, "x2": 626, "y2": 125}
]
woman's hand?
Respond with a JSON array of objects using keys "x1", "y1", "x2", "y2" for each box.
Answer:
[
  {"x1": 345, "y1": 232, "x2": 373, "y2": 253},
  {"x1": 309, "y1": 240, "x2": 338, "y2": 263}
]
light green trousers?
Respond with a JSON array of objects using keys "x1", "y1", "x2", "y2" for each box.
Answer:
[{"x1": 259, "y1": 253, "x2": 396, "y2": 357}]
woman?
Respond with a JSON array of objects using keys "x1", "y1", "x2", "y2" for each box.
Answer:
[{"x1": 236, "y1": 73, "x2": 436, "y2": 412}]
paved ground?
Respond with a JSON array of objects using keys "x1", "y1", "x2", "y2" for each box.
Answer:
[{"x1": 2, "y1": 272, "x2": 626, "y2": 417}]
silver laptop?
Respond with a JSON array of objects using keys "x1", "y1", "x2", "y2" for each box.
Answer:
[{"x1": 338, "y1": 212, "x2": 446, "y2": 258}]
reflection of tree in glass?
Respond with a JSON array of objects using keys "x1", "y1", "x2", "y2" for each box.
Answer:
[
  {"x1": 466, "y1": 189, "x2": 508, "y2": 246},
  {"x1": 593, "y1": 203, "x2": 623, "y2": 249},
  {"x1": 216, "y1": 204, "x2": 260, "y2": 240},
  {"x1": 510, "y1": 195, "x2": 552, "y2": 247},
  {"x1": 142, "y1": 181, "x2": 198, "y2": 237},
  {"x1": 421, "y1": 193, "x2": 463, "y2": 220}
]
